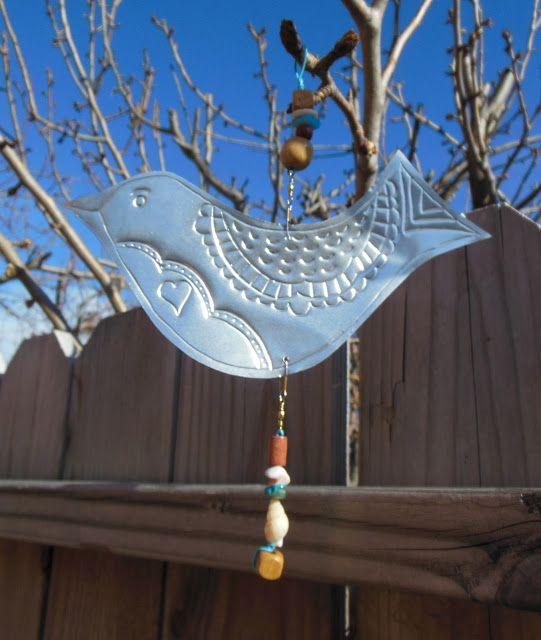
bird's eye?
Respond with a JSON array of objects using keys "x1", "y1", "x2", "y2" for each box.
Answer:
[{"x1": 132, "y1": 194, "x2": 147, "y2": 208}]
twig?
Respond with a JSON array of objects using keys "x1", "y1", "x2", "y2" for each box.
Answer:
[
  {"x1": 0, "y1": 229, "x2": 81, "y2": 344},
  {"x1": 381, "y1": 0, "x2": 434, "y2": 88},
  {"x1": 0, "y1": 133, "x2": 126, "y2": 312},
  {"x1": 248, "y1": 24, "x2": 284, "y2": 222}
]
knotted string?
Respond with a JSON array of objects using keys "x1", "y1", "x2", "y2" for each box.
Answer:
[{"x1": 294, "y1": 48, "x2": 309, "y2": 89}]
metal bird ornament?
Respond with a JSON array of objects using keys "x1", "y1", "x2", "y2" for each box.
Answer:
[{"x1": 67, "y1": 151, "x2": 489, "y2": 378}]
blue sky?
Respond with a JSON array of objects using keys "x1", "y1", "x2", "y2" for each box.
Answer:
[
  {"x1": 4, "y1": 0, "x2": 537, "y2": 202},
  {"x1": 0, "y1": 0, "x2": 539, "y2": 363}
]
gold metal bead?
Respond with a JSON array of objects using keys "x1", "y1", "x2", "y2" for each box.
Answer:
[{"x1": 280, "y1": 136, "x2": 313, "y2": 171}]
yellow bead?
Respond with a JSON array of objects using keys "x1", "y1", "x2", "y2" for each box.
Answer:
[
  {"x1": 280, "y1": 136, "x2": 313, "y2": 171},
  {"x1": 256, "y1": 549, "x2": 284, "y2": 580}
]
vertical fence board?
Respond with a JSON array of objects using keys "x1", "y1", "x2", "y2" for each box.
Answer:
[
  {"x1": 43, "y1": 310, "x2": 179, "y2": 640},
  {"x1": 356, "y1": 206, "x2": 541, "y2": 638},
  {"x1": 358, "y1": 245, "x2": 480, "y2": 486},
  {"x1": 469, "y1": 207, "x2": 541, "y2": 632},
  {"x1": 488, "y1": 607, "x2": 541, "y2": 639},
  {"x1": 468, "y1": 207, "x2": 541, "y2": 486},
  {"x1": 0, "y1": 334, "x2": 73, "y2": 640},
  {"x1": 356, "y1": 588, "x2": 490, "y2": 640},
  {"x1": 161, "y1": 351, "x2": 345, "y2": 640}
]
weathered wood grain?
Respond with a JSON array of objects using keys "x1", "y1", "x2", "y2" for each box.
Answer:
[
  {"x1": 0, "y1": 333, "x2": 75, "y2": 479},
  {"x1": 358, "y1": 228, "x2": 479, "y2": 486},
  {"x1": 356, "y1": 588, "x2": 491, "y2": 639},
  {"x1": 356, "y1": 205, "x2": 541, "y2": 636},
  {"x1": 0, "y1": 482, "x2": 539, "y2": 611},
  {"x1": 163, "y1": 349, "x2": 345, "y2": 639},
  {"x1": 43, "y1": 310, "x2": 179, "y2": 640},
  {"x1": 467, "y1": 207, "x2": 541, "y2": 486},
  {"x1": 0, "y1": 333, "x2": 74, "y2": 640},
  {"x1": 163, "y1": 566, "x2": 334, "y2": 640}
]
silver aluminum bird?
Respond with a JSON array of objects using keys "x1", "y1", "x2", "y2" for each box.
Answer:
[{"x1": 67, "y1": 151, "x2": 489, "y2": 378}]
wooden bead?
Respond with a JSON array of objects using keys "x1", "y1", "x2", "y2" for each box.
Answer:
[
  {"x1": 269, "y1": 434, "x2": 288, "y2": 466},
  {"x1": 296, "y1": 124, "x2": 313, "y2": 140},
  {"x1": 280, "y1": 136, "x2": 313, "y2": 171},
  {"x1": 292, "y1": 89, "x2": 315, "y2": 110},
  {"x1": 256, "y1": 549, "x2": 284, "y2": 580},
  {"x1": 264, "y1": 499, "x2": 289, "y2": 547}
]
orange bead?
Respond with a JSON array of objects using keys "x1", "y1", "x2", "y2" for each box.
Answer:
[
  {"x1": 269, "y1": 434, "x2": 288, "y2": 467},
  {"x1": 256, "y1": 549, "x2": 284, "y2": 580}
]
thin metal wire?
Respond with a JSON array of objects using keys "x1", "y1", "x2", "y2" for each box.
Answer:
[
  {"x1": 277, "y1": 356, "x2": 289, "y2": 432},
  {"x1": 285, "y1": 170, "x2": 295, "y2": 239}
]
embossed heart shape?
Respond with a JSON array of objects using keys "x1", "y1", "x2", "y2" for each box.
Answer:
[{"x1": 159, "y1": 279, "x2": 192, "y2": 316}]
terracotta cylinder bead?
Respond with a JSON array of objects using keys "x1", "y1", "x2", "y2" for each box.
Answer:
[{"x1": 269, "y1": 434, "x2": 288, "y2": 467}]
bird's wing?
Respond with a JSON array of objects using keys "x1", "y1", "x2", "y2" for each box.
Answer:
[
  {"x1": 194, "y1": 154, "x2": 475, "y2": 317},
  {"x1": 195, "y1": 202, "x2": 396, "y2": 317}
]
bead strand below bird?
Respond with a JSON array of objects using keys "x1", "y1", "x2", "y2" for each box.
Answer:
[{"x1": 254, "y1": 359, "x2": 291, "y2": 580}]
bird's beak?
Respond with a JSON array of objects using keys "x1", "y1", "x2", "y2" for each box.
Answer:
[{"x1": 65, "y1": 191, "x2": 111, "y2": 224}]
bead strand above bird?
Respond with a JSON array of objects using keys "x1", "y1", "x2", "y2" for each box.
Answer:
[{"x1": 280, "y1": 88, "x2": 319, "y2": 171}]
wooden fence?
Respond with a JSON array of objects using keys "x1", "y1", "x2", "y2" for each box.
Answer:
[{"x1": 0, "y1": 204, "x2": 540, "y2": 639}]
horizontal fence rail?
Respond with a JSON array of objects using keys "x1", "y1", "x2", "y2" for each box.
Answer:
[{"x1": 0, "y1": 481, "x2": 539, "y2": 611}]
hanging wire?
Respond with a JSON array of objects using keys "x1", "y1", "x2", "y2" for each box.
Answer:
[
  {"x1": 285, "y1": 170, "x2": 295, "y2": 238},
  {"x1": 277, "y1": 356, "x2": 289, "y2": 432},
  {"x1": 285, "y1": 48, "x2": 309, "y2": 237}
]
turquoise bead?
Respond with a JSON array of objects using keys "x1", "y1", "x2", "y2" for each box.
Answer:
[
  {"x1": 291, "y1": 113, "x2": 320, "y2": 129},
  {"x1": 264, "y1": 484, "x2": 287, "y2": 499}
]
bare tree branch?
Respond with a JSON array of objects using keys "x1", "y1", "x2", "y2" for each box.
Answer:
[
  {"x1": 382, "y1": 0, "x2": 434, "y2": 88},
  {"x1": 0, "y1": 229, "x2": 81, "y2": 344},
  {"x1": 0, "y1": 134, "x2": 126, "y2": 312}
]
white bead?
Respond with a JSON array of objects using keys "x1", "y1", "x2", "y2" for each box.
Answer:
[
  {"x1": 264, "y1": 499, "x2": 289, "y2": 545},
  {"x1": 265, "y1": 466, "x2": 291, "y2": 486}
]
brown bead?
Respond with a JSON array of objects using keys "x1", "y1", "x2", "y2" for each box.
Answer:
[
  {"x1": 295, "y1": 124, "x2": 313, "y2": 140},
  {"x1": 269, "y1": 434, "x2": 288, "y2": 466},
  {"x1": 292, "y1": 89, "x2": 315, "y2": 110},
  {"x1": 280, "y1": 136, "x2": 313, "y2": 171},
  {"x1": 256, "y1": 549, "x2": 284, "y2": 581}
]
